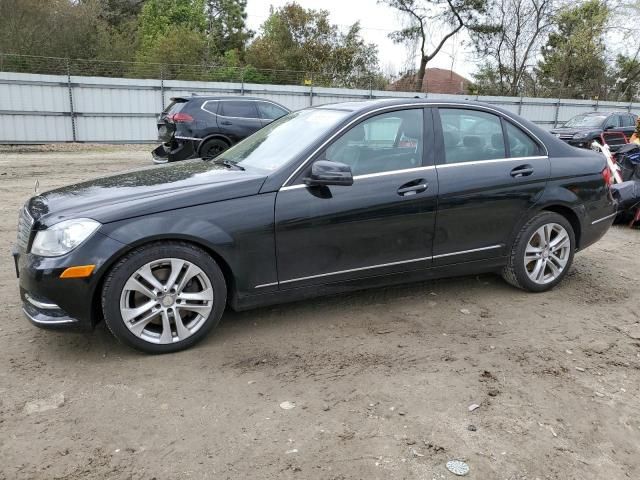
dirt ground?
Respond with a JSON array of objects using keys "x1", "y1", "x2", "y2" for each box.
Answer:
[{"x1": 1, "y1": 147, "x2": 639, "y2": 480}]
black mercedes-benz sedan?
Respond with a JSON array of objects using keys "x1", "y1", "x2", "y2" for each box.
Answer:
[{"x1": 13, "y1": 99, "x2": 617, "y2": 353}]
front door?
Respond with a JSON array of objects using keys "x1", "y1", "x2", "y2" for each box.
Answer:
[
  {"x1": 433, "y1": 107, "x2": 551, "y2": 265},
  {"x1": 274, "y1": 107, "x2": 438, "y2": 288}
]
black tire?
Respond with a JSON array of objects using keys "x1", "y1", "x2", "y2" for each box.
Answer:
[
  {"x1": 102, "y1": 241, "x2": 227, "y2": 354},
  {"x1": 502, "y1": 211, "x2": 575, "y2": 292},
  {"x1": 199, "y1": 138, "x2": 230, "y2": 160}
]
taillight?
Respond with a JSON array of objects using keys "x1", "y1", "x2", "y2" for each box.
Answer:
[
  {"x1": 169, "y1": 112, "x2": 194, "y2": 123},
  {"x1": 601, "y1": 166, "x2": 613, "y2": 186}
]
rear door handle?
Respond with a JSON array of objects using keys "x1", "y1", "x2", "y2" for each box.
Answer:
[
  {"x1": 510, "y1": 164, "x2": 534, "y2": 178},
  {"x1": 397, "y1": 180, "x2": 428, "y2": 196},
  {"x1": 220, "y1": 120, "x2": 233, "y2": 125}
]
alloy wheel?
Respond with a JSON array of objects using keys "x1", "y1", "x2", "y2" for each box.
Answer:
[
  {"x1": 119, "y1": 258, "x2": 214, "y2": 344},
  {"x1": 523, "y1": 223, "x2": 571, "y2": 285}
]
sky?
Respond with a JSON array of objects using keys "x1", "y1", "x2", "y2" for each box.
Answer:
[{"x1": 245, "y1": 0, "x2": 474, "y2": 79}]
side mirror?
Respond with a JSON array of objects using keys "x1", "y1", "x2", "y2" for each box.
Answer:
[
  {"x1": 304, "y1": 160, "x2": 354, "y2": 187},
  {"x1": 604, "y1": 124, "x2": 616, "y2": 130}
]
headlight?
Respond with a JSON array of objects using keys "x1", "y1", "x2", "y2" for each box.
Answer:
[
  {"x1": 573, "y1": 132, "x2": 589, "y2": 140},
  {"x1": 31, "y1": 218, "x2": 101, "y2": 257}
]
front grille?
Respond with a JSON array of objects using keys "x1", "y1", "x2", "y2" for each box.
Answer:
[{"x1": 16, "y1": 207, "x2": 34, "y2": 250}]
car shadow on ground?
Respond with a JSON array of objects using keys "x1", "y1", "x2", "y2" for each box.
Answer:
[{"x1": 66, "y1": 272, "x2": 515, "y2": 357}]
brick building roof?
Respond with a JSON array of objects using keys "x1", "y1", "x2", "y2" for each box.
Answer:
[{"x1": 388, "y1": 68, "x2": 471, "y2": 94}]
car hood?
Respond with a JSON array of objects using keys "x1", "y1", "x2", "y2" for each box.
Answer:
[
  {"x1": 28, "y1": 159, "x2": 267, "y2": 226},
  {"x1": 550, "y1": 126, "x2": 602, "y2": 136}
]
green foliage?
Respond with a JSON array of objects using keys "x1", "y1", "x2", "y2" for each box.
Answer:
[
  {"x1": 611, "y1": 53, "x2": 640, "y2": 101},
  {"x1": 536, "y1": 0, "x2": 609, "y2": 98},
  {"x1": 206, "y1": 0, "x2": 253, "y2": 57},
  {"x1": 245, "y1": 2, "x2": 381, "y2": 87}
]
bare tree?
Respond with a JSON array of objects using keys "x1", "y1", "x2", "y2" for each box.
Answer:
[
  {"x1": 381, "y1": 0, "x2": 490, "y2": 92},
  {"x1": 473, "y1": 0, "x2": 555, "y2": 95}
]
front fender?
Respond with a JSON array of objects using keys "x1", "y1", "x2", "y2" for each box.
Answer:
[{"x1": 99, "y1": 194, "x2": 278, "y2": 296}]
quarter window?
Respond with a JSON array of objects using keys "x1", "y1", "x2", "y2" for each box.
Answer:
[
  {"x1": 323, "y1": 109, "x2": 424, "y2": 176},
  {"x1": 439, "y1": 109, "x2": 505, "y2": 164},
  {"x1": 219, "y1": 101, "x2": 258, "y2": 118},
  {"x1": 505, "y1": 122, "x2": 541, "y2": 157},
  {"x1": 257, "y1": 102, "x2": 288, "y2": 120}
]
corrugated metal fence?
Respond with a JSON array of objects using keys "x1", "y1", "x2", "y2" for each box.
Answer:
[{"x1": 1, "y1": 71, "x2": 639, "y2": 143}]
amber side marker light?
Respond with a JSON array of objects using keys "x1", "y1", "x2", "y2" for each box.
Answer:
[{"x1": 60, "y1": 265, "x2": 96, "y2": 279}]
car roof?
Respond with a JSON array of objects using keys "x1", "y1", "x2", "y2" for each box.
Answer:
[
  {"x1": 578, "y1": 111, "x2": 633, "y2": 116},
  {"x1": 170, "y1": 95, "x2": 288, "y2": 106}
]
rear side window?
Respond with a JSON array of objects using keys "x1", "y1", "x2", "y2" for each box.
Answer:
[
  {"x1": 623, "y1": 114, "x2": 636, "y2": 127},
  {"x1": 505, "y1": 122, "x2": 541, "y2": 157},
  {"x1": 439, "y1": 109, "x2": 505, "y2": 164},
  {"x1": 219, "y1": 101, "x2": 259, "y2": 118},
  {"x1": 257, "y1": 102, "x2": 288, "y2": 120}
]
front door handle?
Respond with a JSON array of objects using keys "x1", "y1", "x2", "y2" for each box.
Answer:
[
  {"x1": 397, "y1": 180, "x2": 428, "y2": 196},
  {"x1": 220, "y1": 120, "x2": 233, "y2": 125},
  {"x1": 510, "y1": 164, "x2": 534, "y2": 178}
]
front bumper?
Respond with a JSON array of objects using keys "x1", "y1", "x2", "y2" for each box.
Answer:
[
  {"x1": 152, "y1": 139, "x2": 197, "y2": 164},
  {"x1": 14, "y1": 231, "x2": 128, "y2": 331}
]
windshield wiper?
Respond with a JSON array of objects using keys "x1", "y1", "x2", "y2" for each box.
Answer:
[{"x1": 211, "y1": 158, "x2": 245, "y2": 170}]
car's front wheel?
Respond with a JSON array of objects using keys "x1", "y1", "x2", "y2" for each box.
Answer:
[
  {"x1": 102, "y1": 242, "x2": 227, "y2": 353},
  {"x1": 502, "y1": 211, "x2": 575, "y2": 292}
]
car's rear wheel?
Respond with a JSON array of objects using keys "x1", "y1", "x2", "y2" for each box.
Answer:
[
  {"x1": 502, "y1": 212, "x2": 575, "y2": 292},
  {"x1": 199, "y1": 138, "x2": 230, "y2": 160},
  {"x1": 102, "y1": 242, "x2": 227, "y2": 353}
]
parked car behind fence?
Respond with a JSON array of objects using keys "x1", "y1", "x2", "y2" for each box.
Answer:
[{"x1": 152, "y1": 96, "x2": 290, "y2": 163}]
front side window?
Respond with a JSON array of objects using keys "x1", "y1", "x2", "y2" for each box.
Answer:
[
  {"x1": 257, "y1": 102, "x2": 288, "y2": 120},
  {"x1": 440, "y1": 109, "x2": 505, "y2": 164},
  {"x1": 322, "y1": 109, "x2": 424, "y2": 176},
  {"x1": 219, "y1": 101, "x2": 258, "y2": 118},
  {"x1": 222, "y1": 108, "x2": 349, "y2": 172}
]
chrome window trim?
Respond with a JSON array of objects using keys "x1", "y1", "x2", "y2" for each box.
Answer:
[
  {"x1": 279, "y1": 165, "x2": 436, "y2": 192},
  {"x1": 254, "y1": 244, "x2": 504, "y2": 288},
  {"x1": 436, "y1": 155, "x2": 548, "y2": 168},
  {"x1": 281, "y1": 102, "x2": 549, "y2": 188},
  {"x1": 591, "y1": 211, "x2": 617, "y2": 225}
]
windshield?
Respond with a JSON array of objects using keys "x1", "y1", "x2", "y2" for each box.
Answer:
[
  {"x1": 563, "y1": 114, "x2": 606, "y2": 128},
  {"x1": 218, "y1": 108, "x2": 350, "y2": 172}
]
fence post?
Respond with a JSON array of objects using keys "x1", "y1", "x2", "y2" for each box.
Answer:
[
  {"x1": 66, "y1": 58, "x2": 77, "y2": 142},
  {"x1": 369, "y1": 77, "x2": 373, "y2": 99},
  {"x1": 518, "y1": 96, "x2": 523, "y2": 115},
  {"x1": 553, "y1": 98, "x2": 561, "y2": 129},
  {"x1": 160, "y1": 66, "x2": 165, "y2": 111},
  {"x1": 309, "y1": 74, "x2": 314, "y2": 107},
  {"x1": 241, "y1": 68, "x2": 245, "y2": 96}
]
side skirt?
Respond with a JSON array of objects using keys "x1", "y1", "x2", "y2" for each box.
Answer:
[{"x1": 229, "y1": 257, "x2": 507, "y2": 311}]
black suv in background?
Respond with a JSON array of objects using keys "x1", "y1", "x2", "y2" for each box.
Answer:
[
  {"x1": 549, "y1": 111, "x2": 637, "y2": 150},
  {"x1": 152, "y1": 96, "x2": 290, "y2": 163}
]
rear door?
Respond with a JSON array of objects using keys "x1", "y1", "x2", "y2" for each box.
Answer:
[
  {"x1": 217, "y1": 100, "x2": 263, "y2": 142},
  {"x1": 433, "y1": 107, "x2": 550, "y2": 265}
]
